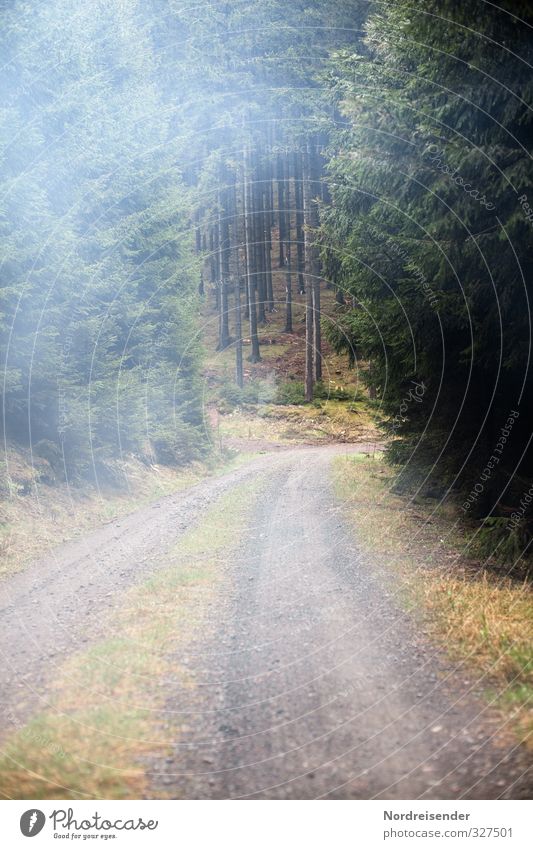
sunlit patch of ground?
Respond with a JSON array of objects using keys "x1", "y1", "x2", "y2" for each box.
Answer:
[
  {"x1": 333, "y1": 454, "x2": 533, "y2": 748},
  {"x1": 218, "y1": 398, "x2": 379, "y2": 447},
  {"x1": 199, "y1": 258, "x2": 383, "y2": 452}
]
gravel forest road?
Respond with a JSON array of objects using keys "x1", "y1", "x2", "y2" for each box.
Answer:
[
  {"x1": 150, "y1": 446, "x2": 531, "y2": 800},
  {"x1": 0, "y1": 444, "x2": 530, "y2": 799},
  {"x1": 0, "y1": 450, "x2": 294, "y2": 733}
]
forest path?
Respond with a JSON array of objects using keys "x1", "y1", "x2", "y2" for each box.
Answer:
[
  {"x1": 0, "y1": 449, "x2": 307, "y2": 737},
  {"x1": 149, "y1": 444, "x2": 531, "y2": 800},
  {"x1": 0, "y1": 444, "x2": 529, "y2": 798}
]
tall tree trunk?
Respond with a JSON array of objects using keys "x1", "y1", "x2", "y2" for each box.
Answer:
[
  {"x1": 195, "y1": 209, "x2": 202, "y2": 255},
  {"x1": 284, "y1": 153, "x2": 293, "y2": 333},
  {"x1": 232, "y1": 176, "x2": 244, "y2": 387},
  {"x1": 234, "y1": 235, "x2": 244, "y2": 389},
  {"x1": 309, "y1": 142, "x2": 322, "y2": 382},
  {"x1": 335, "y1": 286, "x2": 345, "y2": 306},
  {"x1": 234, "y1": 271, "x2": 244, "y2": 386},
  {"x1": 263, "y1": 154, "x2": 274, "y2": 312},
  {"x1": 196, "y1": 213, "x2": 205, "y2": 295},
  {"x1": 277, "y1": 153, "x2": 286, "y2": 268},
  {"x1": 209, "y1": 224, "x2": 216, "y2": 297},
  {"x1": 217, "y1": 180, "x2": 230, "y2": 351},
  {"x1": 313, "y1": 276, "x2": 322, "y2": 381},
  {"x1": 254, "y1": 151, "x2": 267, "y2": 325},
  {"x1": 293, "y1": 150, "x2": 306, "y2": 294},
  {"x1": 241, "y1": 179, "x2": 249, "y2": 318},
  {"x1": 243, "y1": 145, "x2": 261, "y2": 363},
  {"x1": 302, "y1": 147, "x2": 314, "y2": 401},
  {"x1": 213, "y1": 219, "x2": 220, "y2": 311}
]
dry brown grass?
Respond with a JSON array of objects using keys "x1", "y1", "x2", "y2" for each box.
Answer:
[
  {"x1": 333, "y1": 454, "x2": 533, "y2": 746},
  {"x1": 421, "y1": 572, "x2": 533, "y2": 741},
  {"x1": 0, "y1": 476, "x2": 265, "y2": 799},
  {"x1": 0, "y1": 447, "x2": 250, "y2": 580},
  {"x1": 219, "y1": 399, "x2": 379, "y2": 448}
]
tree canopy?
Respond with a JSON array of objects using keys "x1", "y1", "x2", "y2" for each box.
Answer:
[{"x1": 2, "y1": 0, "x2": 532, "y2": 553}]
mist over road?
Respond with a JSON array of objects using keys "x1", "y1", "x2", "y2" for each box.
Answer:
[
  {"x1": 0, "y1": 445, "x2": 530, "y2": 798},
  {"x1": 149, "y1": 446, "x2": 530, "y2": 799}
]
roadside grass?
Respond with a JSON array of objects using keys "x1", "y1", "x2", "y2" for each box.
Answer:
[
  {"x1": 0, "y1": 476, "x2": 265, "y2": 799},
  {"x1": 0, "y1": 448, "x2": 253, "y2": 581},
  {"x1": 333, "y1": 454, "x2": 533, "y2": 746}
]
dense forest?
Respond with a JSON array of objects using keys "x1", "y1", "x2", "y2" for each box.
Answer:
[{"x1": 1, "y1": 0, "x2": 532, "y2": 555}]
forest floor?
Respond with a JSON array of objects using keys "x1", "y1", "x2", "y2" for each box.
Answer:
[{"x1": 0, "y1": 268, "x2": 531, "y2": 799}]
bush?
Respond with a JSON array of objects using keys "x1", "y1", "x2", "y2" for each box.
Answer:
[
  {"x1": 274, "y1": 381, "x2": 306, "y2": 405},
  {"x1": 314, "y1": 381, "x2": 353, "y2": 402},
  {"x1": 218, "y1": 377, "x2": 276, "y2": 408},
  {"x1": 152, "y1": 420, "x2": 209, "y2": 467},
  {"x1": 470, "y1": 517, "x2": 531, "y2": 570}
]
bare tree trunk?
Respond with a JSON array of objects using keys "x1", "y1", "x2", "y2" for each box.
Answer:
[
  {"x1": 264, "y1": 155, "x2": 274, "y2": 312},
  {"x1": 195, "y1": 210, "x2": 202, "y2": 256},
  {"x1": 293, "y1": 150, "x2": 306, "y2": 294},
  {"x1": 195, "y1": 212, "x2": 205, "y2": 296},
  {"x1": 230, "y1": 174, "x2": 243, "y2": 387},
  {"x1": 242, "y1": 181, "x2": 249, "y2": 318},
  {"x1": 303, "y1": 140, "x2": 322, "y2": 381},
  {"x1": 277, "y1": 153, "x2": 286, "y2": 268},
  {"x1": 234, "y1": 246, "x2": 244, "y2": 385},
  {"x1": 312, "y1": 279, "x2": 322, "y2": 381},
  {"x1": 253, "y1": 150, "x2": 267, "y2": 325},
  {"x1": 217, "y1": 180, "x2": 231, "y2": 350},
  {"x1": 243, "y1": 145, "x2": 261, "y2": 363},
  {"x1": 234, "y1": 274, "x2": 244, "y2": 385},
  {"x1": 310, "y1": 144, "x2": 322, "y2": 381},
  {"x1": 211, "y1": 223, "x2": 219, "y2": 310},
  {"x1": 302, "y1": 147, "x2": 314, "y2": 401},
  {"x1": 284, "y1": 153, "x2": 293, "y2": 333},
  {"x1": 209, "y1": 225, "x2": 217, "y2": 286}
]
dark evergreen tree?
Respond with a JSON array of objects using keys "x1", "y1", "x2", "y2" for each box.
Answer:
[{"x1": 323, "y1": 0, "x2": 533, "y2": 532}]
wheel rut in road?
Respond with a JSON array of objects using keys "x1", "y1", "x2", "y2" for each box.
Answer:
[
  {"x1": 150, "y1": 446, "x2": 532, "y2": 799},
  {"x1": 0, "y1": 452, "x2": 296, "y2": 737}
]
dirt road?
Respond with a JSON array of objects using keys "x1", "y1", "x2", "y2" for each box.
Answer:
[
  {"x1": 1, "y1": 445, "x2": 530, "y2": 798},
  {"x1": 149, "y1": 446, "x2": 530, "y2": 799}
]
